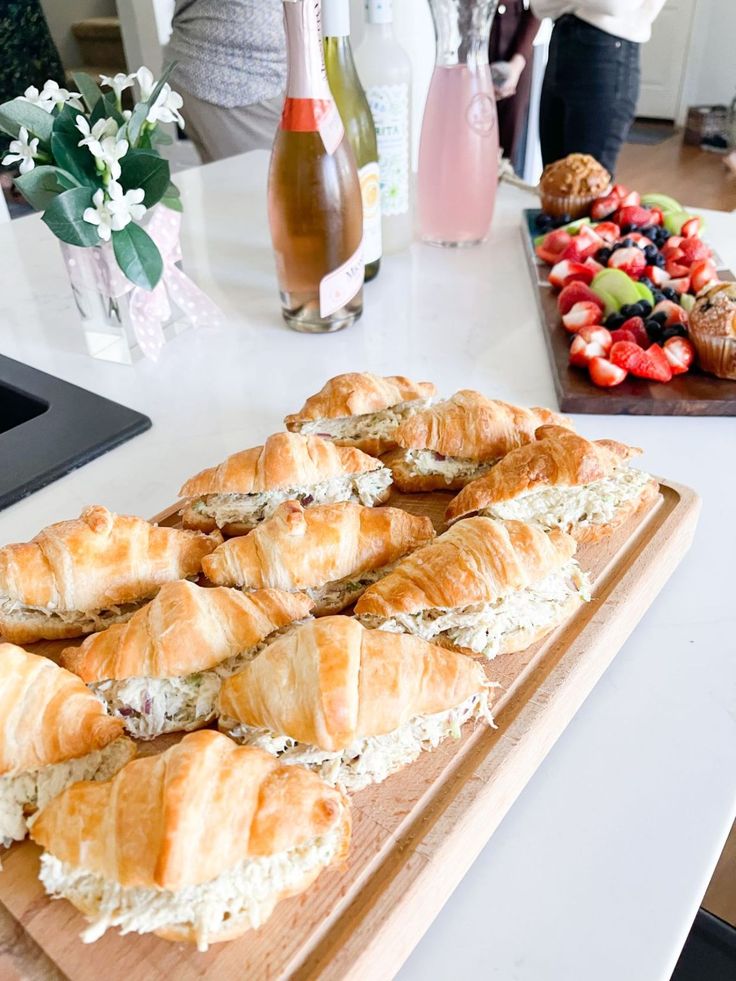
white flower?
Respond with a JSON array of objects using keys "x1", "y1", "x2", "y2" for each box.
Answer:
[
  {"x1": 22, "y1": 80, "x2": 83, "y2": 112},
  {"x1": 82, "y1": 188, "x2": 115, "y2": 241},
  {"x1": 146, "y1": 83, "x2": 184, "y2": 127},
  {"x1": 75, "y1": 115, "x2": 119, "y2": 157},
  {"x1": 136, "y1": 66, "x2": 156, "y2": 101},
  {"x1": 98, "y1": 135, "x2": 129, "y2": 180},
  {"x1": 20, "y1": 85, "x2": 55, "y2": 113},
  {"x1": 2, "y1": 127, "x2": 39, "y2": 174},
  {"x1": 107, "y1": 182, "x2": 146, "y2": 229},
  {"x1": 99, "y1": 72, "x2": 136, "y2": 102}
]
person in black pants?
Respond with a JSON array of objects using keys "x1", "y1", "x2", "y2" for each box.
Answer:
[{"x1": 532, "y1": 2, "x2": 665, "y2": 176}]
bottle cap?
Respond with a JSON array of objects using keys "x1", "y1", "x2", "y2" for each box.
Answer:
[
  {"x1": 322, "y1": 0, "x2": 351, "y2": 36},
  {"x1": 365, "y1": 0, "x2": 392, "y2": 24}
]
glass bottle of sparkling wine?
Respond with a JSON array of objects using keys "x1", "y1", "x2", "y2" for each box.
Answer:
[
  {"x1": 268, "y1": 0, "x2": 364, "y2": 333},
  {"x1": 323, "y1": 0, "x2": 382, "y2": 281}
]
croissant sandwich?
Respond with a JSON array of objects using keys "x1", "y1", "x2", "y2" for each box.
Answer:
[
  {"x1": 0, "y1": 644, "x2": 135, "y2": 853},
  {"x1": 0, "y1": 505, "x2": 219, "y2": 644},
  {"x1": 381, "y1": 390, "x2": 573, "y2": 492},
  {"x1": 354, "y1": 517, "x2": 590, "y2": 659},
  {"x1": 179, "y1": 432, "x2": 393, "y2": 535},
  {"x1": 202, "y1": 500, "x2": 436, "y2": 615},
  {"x1": 61, "y1": 581, "x2": 313, "y2": 740},
  {"x1": 218, "y1": 616, "x2": 494, "y2": 792},
  {"x1": 284, "y1": 371, "x2": 437, "y2": 455},
  {"x1": 446, "y1": 426, "x2": 659, "y2": 542},
  {"x1": 30, "y1": 730, "x2": 350, "y2": 950}
]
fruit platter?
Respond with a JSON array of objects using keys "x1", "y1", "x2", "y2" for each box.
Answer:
[{"x1": 522, "y1": 186, "x2": 736, "y2": 415}]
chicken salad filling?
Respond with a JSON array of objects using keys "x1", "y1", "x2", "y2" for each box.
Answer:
[
  {"x1": 1, "y1": 738, "x2": 133, "y2": 849},
  {"x1": 358, "y1": 561, "x2": 591, "y2": 659},
  {"x1": 304, "y1": 561, "x2": 398, "y2": 611},
  {"x1": 38, "y1": 827, "x2": 342, "y2": 951},
  {"x1": 294, "y1": 398, "x2": 433, "y2": 442},
  {"x1": 0, "y1": 596, "x2": 145, "y2": 634},
  {"x1": 402, "y1": 449, "x2": 498, "y2": 485},
  {"x1": 220, "y1": 691, "x2": 493, "y2": 793},
  {"x1": 190, "y1": 468, "x2": 393, "y2": 528},
  {"x1": 480, "y1": 466, "x2": 653, "y2": 532}
]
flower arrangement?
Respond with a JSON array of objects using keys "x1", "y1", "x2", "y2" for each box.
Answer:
[{"x1": 0, "y1": 66, "x2": 183, "y2": 290}]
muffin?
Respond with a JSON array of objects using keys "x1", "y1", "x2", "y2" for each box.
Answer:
[
  {"x1": 688, "y1": 281, "x2": 736, "y2": 379},
  {"x1": 539, "y1": 154, "x2": 611, "y2": 219}
]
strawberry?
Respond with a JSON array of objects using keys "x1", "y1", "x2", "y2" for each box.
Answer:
[
  {"x1": 584, "y1": 257, "x2": 605, "y2": 275},
  {"x1": 665, "y1": 259, "x2": 690, "y2": 279},
  {"x1": 609, "y1": 327, "x2": 636, "y2": 346},
  {"x1": 649, "y1": 207, "x2": 664, "y2": 226},
  {"x1": 615, "y1": 205, "x2": 651, "y2": 228},
  {"x1": 667, "y1": 276, "x2": 691, "y2": 294},
  {"x1": 681, "y1": 216, "x2": 702, "y2": 238},
  {"x1": 653, "y1": 299, "x2": 689, "y2": 327},
  {"x1": 577, "y1": 325, "x2": 613, "y2": 351},
  {"x1": 644, "y1": 264, "x2": 669, "y2": 287},
  {"x1": 561, "y1": 238, "x2": 590, "y2": 262},
  {"x1": 690, "y1": 258, "x2": 718, "y2": 293},
  {"x1": 663, "y1": 336, "x2": 695, "y2": 375},
  {"x1": 679, "y1": 237, "x2": 711, "y2": 264},
  {"x1": 620, "y1": 190, "x2": 642, "y2": 207},
  {"x1": 608, "y1": 247, "x2": 646, "y2": 278},
  {"x1": 610, "y1": 340, "x2": 645, "y2": 371},
  {"x1": 593, "y1": 221, "x2": 621, "y2": 244},
  {"x1": 562, "y1": 301, "x2": 603, "y2": 333},
  {"x1": 535, "y1": 228, "x2": 573, "y2": 265},
  {"x1": 569, "y1": 334, "x2": 607, "y2": 367},
  {"x1": 627, "y1": 232, "x2": 655, "y2": 250},
  {"x1": 576, "y1": 224, "x2": 605, "y2": 252},
  {"x1": 557, "y1": 281, "x2": 605, "y2": 315},
  {"x1": 611, "y1": 341, "x2": 673, "y2": 382},
  {"x1": 662, "y1": 244, "x2": 685, "y2": 263},
  {"x1": 591, "y1": 194, "x2": 619, "y2": 221},
  {"x1": 549, "y1": 259, "x2": 594, "y2": 289},
  {"x1": 589, "y1": 356, "x2": 627, "y2": 387},
  {"x1": 611, "y1": 184, "x2": 629, "y2": 200},
  {"x1": 620, "y1": 316, "x2": 649, "y2": 347}
]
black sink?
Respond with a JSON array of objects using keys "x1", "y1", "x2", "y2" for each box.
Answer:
[{"x1": 0, "y1": 356, "x2": 151, "y2": 511}]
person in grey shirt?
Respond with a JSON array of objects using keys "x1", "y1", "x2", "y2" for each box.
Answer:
[{"x1": 167, "y1": 0, "x2": 286, "y2": 162}]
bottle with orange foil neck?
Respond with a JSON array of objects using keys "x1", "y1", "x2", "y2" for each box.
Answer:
[{"x1": 268, "y1": 0, "x2": 364, "y2": 333}]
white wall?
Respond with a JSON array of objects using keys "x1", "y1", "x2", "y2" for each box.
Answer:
[
  {"x1": 40, "y1": 0, "x2": 117, "y2": 70},
  {"x1": 680, "y1": 0, "x2": 736, "y2": 114}
]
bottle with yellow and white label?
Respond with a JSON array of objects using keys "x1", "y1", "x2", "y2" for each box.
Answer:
[{"x1": 323, "y1": 0, "x2": 382, "y2": 281}]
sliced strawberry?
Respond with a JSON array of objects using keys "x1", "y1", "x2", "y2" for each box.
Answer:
[
  {"x1": 576, "y1": 224, "x2": 605, "y2": 250},
  {"x1": 665, "y1": 259, "x2": 690, "y2": 279},
  {"x1": 577, "y1": 325, "x2": 612, "y2": 351},
  {"x1": 584, "y1": 258, "x2": 604, "y2": 276},
  {"x1": 653, "y1": 299, "x2": 688, "y2": 327},
  {"x1": 557, "y1": 281, "x2": 605, "y2": 315},
  {"x1": 569, "y1": 334, "x2": 607, "y2": 367},
  {"x1": 662, "y1": 244, "x2": 685, "y2": 263},
  {"x1": 549, "y1": 259, "x2": 594, "y2": 289},
  {"x1": 609, "y1": 328, "x2": 636, "y2": 346},
  {"x1": 690, "y1": 258, "x2": 718, "y2": 293},
  {"x1": 589, "y1": 356, "x2": 627, "y2": 387},
  {"x1": 610, "y1": 341, "x2": 645, "y2": 371},
  {"x1": 611, "y1": 184, "x2": 629, "y2": 201},
  {"x1": 679, "y1": 237, "x2": 711, "y2": 264},
  {"x1": 593, "y1": 221, "x2": 621, "y2": 244},
  {"x1": 620, "y1": 316, "x2": 649, "y2": 347},
  {"x1": 644, "y1": 264, "x2": 669, "y2": 287},
  {"x1": 649, "y1": 207, "x2": 664, "y2": 226},
  {"x1": 611, "y1": 341, "x2": 673, "y2": 382},
  {"x1": 562, "y1": 301, "x2": 602, "y2": 333},
  {"x1": 591, "y1": 194, "x2": 620, "y2": 221},
  {"x1": 535, "y1": 228, "x2": 572, "y2": 265},
  {"x1": 561, "y1": 238, "x2": 590, "y2": 262},
  {"x1": 608, "y1": 246, "x2": 646, "y2": 278},
  {"x1": 615, "y1": 205, "x2": 652, "y2": 228},
  {"x1": 627, "y1": 232, "x2": 655, "y2": 250},
  {"x1": 681, "y1": 216, "x2": 702, "y2": 238},
  {"x1": 620, "y1": 190, "x2": 642, "y2": 207},
  {"x1": 667, "y1": 276, "x2": 691, "y2": 294},
  {"x1": 663, "y1": 336, "x2": 695, "y2": 375}
]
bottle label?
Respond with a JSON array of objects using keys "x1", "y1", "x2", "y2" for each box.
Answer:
[
  {"x1": 359, "y1": 162, "x2": 382, "y2": 263},
  {"x1": 320, "y1": 241, "x2": 364, "y2": 317},
  {"x1": 365, "y1": 83, "x2": 410, "y2": 216}
]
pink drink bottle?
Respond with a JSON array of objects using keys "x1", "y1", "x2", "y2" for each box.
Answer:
[{"x1": 418, "y1": 0, "x2": 500, "y2": 247}]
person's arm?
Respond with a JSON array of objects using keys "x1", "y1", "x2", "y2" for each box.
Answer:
[{"x1": 492, "y1": 9, "x2": 541, "y2": 101}]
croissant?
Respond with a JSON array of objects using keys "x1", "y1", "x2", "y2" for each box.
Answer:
[
  {"x1": 202, "y1": 501, "x2": 436, "y2": 614},
  {"x1": 284, "y1": 372, "x2": 437, "y2": 455},
  {"x1": 61, "y1": 582, "x2": 313, "y2": 741},
  {"x1": 0, "y1": 505, "x2": 219, "y2": 644},
  {"x1": 0, "y1": 643, "x2": 135, "y2": 847},
  {"x1": 30, "y1": 730, "x2": 350, "y2": 949},
  {"x1": 382, "y1": 390, "x2": 573, "y2": 492},
  {"x1": 218, "y1": 617, "x2": 492, "y2": 791},
  {"x1": 179, "y1": 433, "x2": 393, "y2": 535},
  {"x1": 446, "y1": 425, "x2": 659, "y2": 541},
  {"x1": 354, "y1": 517, "x2": 590, "y2": 659}
]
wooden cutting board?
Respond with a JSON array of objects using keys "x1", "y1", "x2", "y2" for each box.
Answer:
[
  {"x1": 0, "y1": 483, "x2": 701, "y2": 981},
  {"x1": 522, "y1": 209, "x2": 736, "y2": 415}
]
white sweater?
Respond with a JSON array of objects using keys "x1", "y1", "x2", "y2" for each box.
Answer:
[{"x1": 530, "y1": 0, "x2": 666, "y2": 44}]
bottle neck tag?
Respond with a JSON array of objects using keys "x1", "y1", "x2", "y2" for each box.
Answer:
[
  {"x1": 365, "y1": 0, "x2": 393, "y2": 24},
  {"x1": 322, "y1": 0, "x2": 351, "y2": 36}
]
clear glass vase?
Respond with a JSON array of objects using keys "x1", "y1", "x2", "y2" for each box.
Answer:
[{"x1": 417, "y1": 0, "x2": 500, "y2": 247}]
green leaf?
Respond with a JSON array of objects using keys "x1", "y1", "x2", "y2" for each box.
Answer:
[
  {"x1": 126, "y1": 102, "x2": 149, "y2": 147},
  {"x1": 163, "y1": 180, "x2": 180, "y2": 197},
  {"x1": 150, "y1": 128, "x2": 173, "y2": 146},
  {"x1": 41, "y1": 186, "x2": 98, "y2": 247},
  {"x1": 55, "y1": 168, "x2": 82, "y2": 191},
  {"x1": 0, "y1": 99, "x2": 53, "y2": 147},
  {"x1": 144, "y1": 62, "x2": 175, "y2": 113},
  {"x1": 71, "y1": 71, "x2": 103, "y2": 113},
  {"x1": 118, "y1": 150, "x2": 170, "y2": 207},
  {"x1": 51, "y1": 105, "x2": 99, "y2": 188},
  {"x1": 161, "y1": 194, "x2": 183, "y2": 213},
  {"x1": 112, "y1": 223, "x2": 163, "y2": 289},
  {"x1": 90, "y1": 92, "x2": 125, "y2": 128},
  {"x1": 14, "y1": 165, "x2": 66, "y2": 210}
]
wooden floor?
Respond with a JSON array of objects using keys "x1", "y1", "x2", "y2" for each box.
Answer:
[
  {"x1": 702, "y1": 821, "x2": 736, "y2": 927},
  {"x1": 616, "y1": 130, "x2": 736, "y2": 212}
]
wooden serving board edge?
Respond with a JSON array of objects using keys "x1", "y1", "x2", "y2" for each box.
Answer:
[{"x1": 294, "y1": 481, "x2": 701, "y2": 981}]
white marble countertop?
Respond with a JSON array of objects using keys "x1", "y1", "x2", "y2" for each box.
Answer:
[{"x1": 1, "y1": 151, "x2": 735, "y2": 981}]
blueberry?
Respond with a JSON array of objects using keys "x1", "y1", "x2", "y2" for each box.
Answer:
[
  {"x1": 605, "y1": 313, "x2": 626, "y2": 330},
  {"x1": 654, "y1": 253, "x2": 666, "y2": 268},
  {"x1": 662, "y1": 324, "x2": 688, "y2": 340},
  {"x1": 640, "y1": 276, "x2": 654, "y2": 290},
  {"x1": 595, "y1": 247, "x2": 612, "y2": 263},
  {"x1": 559, "y1": 213, "x2": 572, "y2": 225},
  {"x1": 659, "y1": 228, "x2": 670, "y2": 241},
  {"x1": 643, "y1": 245, "x2": 658, "y2": 262},
  {"x1": 620, "y1": 303, "x2": 640, "y2": 318},
  {"x1": 638, "y1": 301, "x2": 653, "y2": 317},
  {"x1": 641, "y1": 225, "x2": 657, "y2": 239},
  {"x1": 611, "y1": 242, "x2": 623, "y2": 252},
  {"x1": 629, "y1": 224, "x2": 640, "y2": 233},
  {"x1": 663, "y1": 287, "x2": 680, "y2": 302},
  {"x1": 651, "y1": 310, "x2": 668, "y2": 325},
  {"x1": 534, "y1": 212, "x2": 554, "y2": 231},
  {"x1": 621, "y1": 237, "x2": 635, "y2": 248},
  {"x1": 652, "y1": 290, "x2": 666, "y2": 304},
  {"x1": 620, "y1": 223, "x2": 632, "y2": 234},
  {"x1": 645, "y1": 320, "x2": 664, "y2": 342}
]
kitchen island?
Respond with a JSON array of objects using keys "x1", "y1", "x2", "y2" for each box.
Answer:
[{"x1": 0, "y1": 150, "x2": 734, "y2": 981}]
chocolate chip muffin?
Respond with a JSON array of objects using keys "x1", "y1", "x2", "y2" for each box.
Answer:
[
  {"x1": 539, "y1": 154, "x2": 611, "y2": 220},
  {"x1": 688, "y1": 281, "x2": 736, "y2": 380}
]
